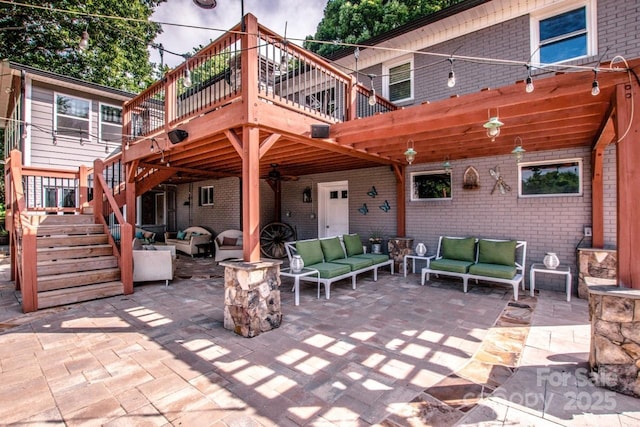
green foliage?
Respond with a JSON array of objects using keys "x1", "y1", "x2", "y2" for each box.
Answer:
[
  {"x1": 522, "y1": 169, "x2": 580, "y2": 195},
  {"x1": 305, "y1": 0, "x2": 464, "y2": 57},
  {"x1": 0, "y1": 0, "x2": 167, "y2": 92}
]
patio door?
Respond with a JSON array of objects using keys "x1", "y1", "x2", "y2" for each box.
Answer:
[
  {"x1": 318, "y1": 181, "x2": 349, "y2": 238},
  {"x1": 155, "y1": 193, "x2": 165, "y2": 225}
]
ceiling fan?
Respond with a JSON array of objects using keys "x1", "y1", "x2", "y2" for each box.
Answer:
[{"x1": 265, "y1": 163, "x2": 299, "y2": 182}]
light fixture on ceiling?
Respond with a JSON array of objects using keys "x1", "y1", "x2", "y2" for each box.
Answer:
[
  {"x1": 443, "y1": 156, "x2": 452, "y2": 174},
  {"x1": 447, "y1": 58, "x2": 456, "y2": 88},
  {"x1": 483, "y1": 111, "x2": 504, "y2": 142},
  {"x1": 368, "y1": 74, "x2": 376, "y2": 106},
  {"x1": 525, "y1": 65, "x2": 534, "y2": 93},
  {"x1": 404, "y1": 139, "x2": 417, "y2": 165},
  {"x1": 591, "y1": 69, "x2": 600, "y2": 96},
  {"x1": 168, "y1": 129, "x2": 189, "y2": 144},
  {"x1": 511, "y1": 136, "x2": 526, "y2": 163},
  {"x1": 193, "y1": 0, "x2": 245, "y2": 32}
]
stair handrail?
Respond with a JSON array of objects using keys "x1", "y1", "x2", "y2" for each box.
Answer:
[
  {"x1": 93, "y1": 158, "x2": 133, "y2": 295},
  {"x1": 7, "y1": 149, "x2": 38, "y2": 312}
]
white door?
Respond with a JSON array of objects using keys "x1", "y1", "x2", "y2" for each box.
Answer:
[{"x1": 318, "y1": 181, "x2": 349, "y2": 238}]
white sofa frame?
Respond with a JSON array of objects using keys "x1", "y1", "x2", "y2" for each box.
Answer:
[
  {"x1": 421, "y1": 236, "x2": 528, "y2": 300},
  {"x1": 164, "y1": 226, "x2": 212, "y2": 257}
]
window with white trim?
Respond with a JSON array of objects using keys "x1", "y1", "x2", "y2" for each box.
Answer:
[
  {"x1": 55, "y1": 93, "x2": 90, "y2": 138},
  {"x1": 531, "y1": 1, "x2": 596, "y2": 64},
  {"x1": 518, "y1": 158, "x2": 582, "y2": 197},
  {"x1": 99, "y1": 104, "x2": 123, "y2": 144},
  {"x1": 383, "y1": 57, "x2": 413, "y2": 103},
  {"x1": 199, "y1": 185, "x2": 214, "y2": 206}
]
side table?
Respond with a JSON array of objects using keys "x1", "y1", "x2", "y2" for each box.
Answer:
[
  {"x1": 529, "y1": 263, "x2": 572, "y2": 301},
  {"x1": 403, "y1": 254, "x2": 435, "y2": 278},
  {"x1": 196, "y1": 241, "x2": 214, "y2": 257},
  {"x1": 280, "y1": 267, "x2": 320, "y2": 306}
]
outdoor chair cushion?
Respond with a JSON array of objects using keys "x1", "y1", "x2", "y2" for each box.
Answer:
[
  {"x1": 353, "y1": 253, "x2": 391, "y2": 265},
  {"x1": 312, "y1": 262, "x2": 352, "y2": 279},
  {"x1": 441, "y1": 237, "x2": 476, "y2": 262},
  {"x1": 333, "y1": 257, "x2": 373, "y2": 271},
  {"x1": 469, "y1": 263, "x2": 517, "y2": 280},
  {"x1": 477, "y1": 239, "x2": 517, "y2": 266},
  {"x1": 296, "y1": 239, "x2": 324, "y2": 266},
  {"x1": 343, "y1": 234, "x2": 364, "y2": 256},
  {"x1": 430, "y1": 258, "x2": 474, "y2": 274},
  {"x1": 320, "y1": 237, "x2": 346, "y2": 262}
]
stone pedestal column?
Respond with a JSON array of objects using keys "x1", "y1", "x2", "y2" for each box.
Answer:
[
  {"x1": 588, "y1": 285, "x2": 640, "y2": 398},
  {"x1": 577, "y1": 248, "x2": 617, "y2": 299},
  {"x1": 388, "y1": 237, "x2": 413, "y2": 274},
  {"x1": 220, "y1": 260, "x2": 282, "y2": 338}
]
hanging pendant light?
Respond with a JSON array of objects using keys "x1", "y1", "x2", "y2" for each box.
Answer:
[
  {"x1": 483, "y1": 113, "x2": 504, "y2": 142},
  {"x1": 512, "y1": 136, "x2": 526, "y2": 163},
  {"x1": 443, "y1": 156, "x2": 452, "y2": 174},
  {"x1": 404, "y1": 140, "x2": 417, "y2": 164}
]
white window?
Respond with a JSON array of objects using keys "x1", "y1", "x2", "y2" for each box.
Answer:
[
  {"x1": 99, "y1": 104, "x2": 123, "y2": 144},
  {"x1": 383, "y1": 56, "x2": 413, "y2": 103},
  {"x1": 55, "y1": 93, "x2": 90, "y2": 138},
  {"x1": 518, "y1": 158, "x2": 583, "y2": 197},
  {"x1": 531, "y1": 1, "x2": 596, "y2": 64},
  {"x1": 199, "y1": 185, "x2": 214, "y2": 206}
]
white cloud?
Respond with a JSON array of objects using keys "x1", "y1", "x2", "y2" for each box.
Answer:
[{"x1": 150, "y1": 0, "x2": 327, "y2": 68}]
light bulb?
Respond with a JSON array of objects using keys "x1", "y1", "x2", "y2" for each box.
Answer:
[
  {"x1": 591, "y1": 80, "x2": 600, "y2": 96},
  {"x1": 183, "y1": 69, "x2": 192, "y2": 88},
  {"x1": 368, "y1": 88, "x2": 376, "y2": 106},
  {"x1": 447, "y1": 71, "x2": 456, "y2": 88},
  {"x1": 525, "y1": 76, "x2": 534, "y2": 93}
]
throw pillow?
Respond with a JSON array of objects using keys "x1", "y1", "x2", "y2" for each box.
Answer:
[
  {"x1": 237, "y1": 235, "x2": 243, "y2": 245},
  {"x1": 222, "y1": 236, "x2": 237, "y2": 246},
  {"x1": 478, "y1": 239, "x2": 517, "y2": 266},
  {"x1": 176, "y1": 230, "x2": 186, "y2": 240},
  {"x1": 143, "y1": 231, "x2": 154, "y2": 239},
  {"x1": 135, "y1": 231, "x2": 144, "y2": 239},
  {"x1": 441, "y1": 237, "x2": 476, "y2": 262},
  {"x1": 343, "y1": 234, "x2": 364, "y2": 256},
  {"x1": 320, "y1": 237, "x2": 345, "y2": 262}
]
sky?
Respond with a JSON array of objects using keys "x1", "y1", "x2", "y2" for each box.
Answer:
[{"x1": 150, "y1": 0, "x2": 329, "y2": 68}]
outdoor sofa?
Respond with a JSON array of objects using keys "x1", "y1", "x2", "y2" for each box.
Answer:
[
  {"x1": 214, "y1": 229, "x2": 243, "y2": 261},
  {"x1": 164, "y1": 226, "x2": 212, "y2": 257},
  {"x1": 284, "y1": 234, "x2": 394, "y2": 300},
  {"x1": 421, "y1": 236, "x2": 528, "y2": 300},
  {"x1": 132, "y1": 238, "x2": 176, "y2": 286}
]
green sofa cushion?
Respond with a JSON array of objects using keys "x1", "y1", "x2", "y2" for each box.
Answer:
[
  {"x1": 353, "y1": 253, "x2": 390, "y2": 265},
  {"x1": 333, "y1": 257, "x2": 373, "y2": 271},
  {"x1": 296, "y1": 240, "x2": 324, "y2": 266},
  {"x1": 469, "y1": 263, "x2": 517, "y2": 280},
  {"x1": 320, "y1": 237, "x2": 345, "y2": 262},
  {"x1": 441, "y1": 237, "x2": 476, "y2": 262},
  {"x1": 430, "y1": 258, "x2": 474, "y2": 274},
  {"x1": 309, "y1": 262, "x2": 352, "y2": 279},
  {"x1": 478, "y1": 239, "x2": 517, "y2": 266},
  {"x1": 343, "y1": 234, "x2": 364, "y2": 256}
]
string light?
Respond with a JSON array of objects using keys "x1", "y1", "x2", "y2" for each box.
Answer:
[
  {"x1": 591, "y1": 69, "x2": 600, "y2": 96},
  {"x1": 368, "y1": 74, "x2": 376, "y2": 106},
  {"x1": 525, "y1": 65, "x2": 534, "y2": 93},
  {"x1": 183, "y1": 67, "x2": 192, "y2": 88},
  {"x1": 78, "y1": 29, "x2": 89, "y2": 51},
  {"x1": 447, "y1": 58, "x2": 456, "y2": 88}
]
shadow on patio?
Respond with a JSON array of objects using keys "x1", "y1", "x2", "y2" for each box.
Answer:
[{"x1": 0, "y1": 254, "x2": 638, "y2": 425}]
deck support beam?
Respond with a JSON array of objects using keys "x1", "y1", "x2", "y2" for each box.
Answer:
[{"x1": 615, "y1": 82, "x2": 640, "y2": 289}]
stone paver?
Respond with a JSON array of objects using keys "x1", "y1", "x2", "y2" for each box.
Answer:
[{"x1": 0, "y1": 254, "x2": 638, "y2": 425}]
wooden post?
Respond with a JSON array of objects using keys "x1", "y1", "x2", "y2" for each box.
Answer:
[
  {"x1": 591, "y1": 146, "x2": 604, "y2": 248},
  {"x1": 393, "y1": 165, "x2": 406, "y2": 237},
  {"x1": 78, "y1": 165, "x2": 89, "y2": 213},
  {"x1": 93, "y1": 159, "x2": 104, "y2": 225},
  {"x1": 615, "y1": 82, "x2": 640, "y2": 289}
]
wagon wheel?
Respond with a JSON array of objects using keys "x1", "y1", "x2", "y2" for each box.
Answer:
[{"x1": 260, "y1": 222, "x2": 296, "y2": 259}]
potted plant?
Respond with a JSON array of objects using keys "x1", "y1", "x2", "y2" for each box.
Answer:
[{"x1": 369, "y1": 228, "x2": 385, "y2": 254}]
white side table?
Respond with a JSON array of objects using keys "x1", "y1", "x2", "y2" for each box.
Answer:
[
  {"x1": 280, "y1": 267, "x2": 320, "y2": 306},
  {"x1": 529, "y1": 263, "x2": 572, "y2": 301},
  {"x1": 403, "y1": 254, "x2": 435, "y2": 278}
]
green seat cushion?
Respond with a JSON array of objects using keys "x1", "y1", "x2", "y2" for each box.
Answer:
[
  {"x1": 296, "y1": 240, "x2": 324, "y2": 266},
  {"x1": 320, "y1": 237, "x2": 346, "y2": 262},
  {"x1": 333, "y1": 257, "x2": 373, "y2": 271},
  {"x1": 430, "y1": 258, "x2": 473, "y2": 274},
  {"x1": 469, "y1": 263, "x2": 517, "y2": 280},
  {"x1": 478, "y1": 239, "x2": 517, "y2": 266},
  {"x1": 343, "y1": 234, "x2": 364, "y2": 256},
  {"x1": 353, "y1": 253, "x2": 390, "y2": 264},
  {"x1": 309, "y1": 262, "x2": 352, "y2": 279},
  {"x1": 441, "y1": 237, "x2": 476, "y2": 262}
]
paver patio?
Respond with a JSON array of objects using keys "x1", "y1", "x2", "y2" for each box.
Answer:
[{"x1": 0, "y1": 253, "x2": 638, "y2": 426}]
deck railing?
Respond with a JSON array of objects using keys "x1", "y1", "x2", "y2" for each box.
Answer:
[{"x1": 123, "y1": 14, "x2": 397, "y2": 145}]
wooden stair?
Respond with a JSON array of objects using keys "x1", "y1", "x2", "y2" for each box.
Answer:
[{"x1": 30, "y1": 214, "x2": 124, "y2": 309}]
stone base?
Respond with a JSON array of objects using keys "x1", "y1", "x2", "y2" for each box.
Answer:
[
  {"x1": 577, "y1": 248, "x2": 617, "y2": 299},
  {"x1": 588, "y1": 286, "x2": 640, "y2": 398},
  {"x1": 220, "y1": 260, "x2": 282, "y2": 338}
]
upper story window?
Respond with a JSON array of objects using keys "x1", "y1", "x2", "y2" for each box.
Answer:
[
  {"x1": 383, "y1": 56, "x2": 413, "y2": 103},
  {"x1": 55, "y1": 94, "x2": 90, "y2": 139},
  {"x1": 531, "y1": 1, "x2": 596, "y2": 64},
  {"x1": 99, "y1": 104, "x2": 123, "y2": 144}
]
